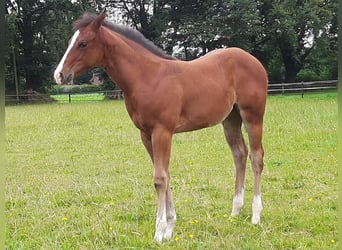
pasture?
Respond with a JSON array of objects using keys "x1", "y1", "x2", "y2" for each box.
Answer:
[{"x1": 5, "y1": 93, "x2": 337, "y2": 249}]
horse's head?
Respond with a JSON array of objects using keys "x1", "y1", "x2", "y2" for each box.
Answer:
[{"x1": 54, "y1": 11, "x2": 106, "y2": 85}]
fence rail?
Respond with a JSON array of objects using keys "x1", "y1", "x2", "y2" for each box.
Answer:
[
  {"x1": 5, "y1": 80, "x2": 338, "y2": 104},
  {"x1": 267, "y1": 80, "x2": 337, "y2": 95},
  {"x1": 55, "y1": 90, "x2": 124, "y2": 103},
  {"x1": 5, "y1": 90, "x2": 56, "y2": 105}
]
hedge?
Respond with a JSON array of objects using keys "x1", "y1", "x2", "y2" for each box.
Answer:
[{"x1": 46, "y1": 83, "x2": 114, "y2": 95}]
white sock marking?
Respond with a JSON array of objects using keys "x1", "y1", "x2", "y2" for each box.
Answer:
[
  {"x1": 154, "y1": 209, "x2": 167, "y2": 243},
  {"x1": 164, "y1": 206, "x2": 176, "y2": 240},
  {"x1": 54, "y1": 30, "x2": 80, "y2": 84},
  {"x1": 231, "y1": 188, "x2": 244, "y2": 216},
  {"x1": 252, "y1": 194, "x2": 262, "y2": 224}
]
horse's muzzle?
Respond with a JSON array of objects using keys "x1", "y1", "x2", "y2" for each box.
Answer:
[{"x1": 54, "y1": 71, "x2": 74, "y2": 85}]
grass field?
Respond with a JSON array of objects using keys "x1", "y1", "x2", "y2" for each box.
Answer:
[{"x1": 5, "y1": 93, "x2": 337, "y2": 249}]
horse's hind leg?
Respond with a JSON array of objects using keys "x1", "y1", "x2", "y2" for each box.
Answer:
[
  {"x1": 241, "y1": 110, "x2": 265, "y2": 224},
  {"x1": 222, "y1": 106, "x2": 248, "y2": 217}
]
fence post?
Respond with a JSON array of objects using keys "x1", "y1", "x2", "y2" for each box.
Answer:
[
  {"x1": 282, "y1": 82, "x2": 284, "y2": 95},
  {"x1": 12, "y1": 47, "x2": 20, "y2": 104},
  {"x1": 68, "y1": 92, "x2": 71, "y2": 103},
  {"x1": 301, "y1": 81, "x2": 304, "y2": 98}
]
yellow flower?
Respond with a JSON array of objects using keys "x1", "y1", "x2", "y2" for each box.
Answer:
[
  {"x1": 308, "y1": 197, "x2": 313, "y2": 201},
  {"x1": 191, "y1": 219, "x2": 199, "y2": 224},
  {"x1": 62, "y1": 217, "x2": 68, "y2": 221},
  {"x1": 184, "y1": 199, "x2": 188, "y2": 203},
  {"x1": 229, "y1": 218, "x2": 235, "y2": 223},
  {"x1": 109, "y1": 226, "x2": 113, "y2": 231},
  {"x1": 189, "y1": 233, "x2": 194, "y2": 239},
  {"x1": 174, "y1": 236, "x2": 179, "y2": 241},
  {"x1": 223, "y1": 214, "x2": 228, "y2": 218},
  {"x1": 331, "y1": 239, "x2": 335, "y2": 244}
]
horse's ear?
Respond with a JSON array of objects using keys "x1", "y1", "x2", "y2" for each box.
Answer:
[{"x1": 92, "y1": 9, "x2": 106, "y2": 31}]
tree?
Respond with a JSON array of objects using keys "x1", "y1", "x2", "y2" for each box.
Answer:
[
  {"x1": 105, "y1": 1, "x2": 171, "y2": 44},
  {"x1": 257, "y1": 0, "x2": 337, "y2": 82},
  {"x1": 5, "y1": 0, "x2": 337, "y2": 93},
  {"x1": 160, "y1": 0, "x2": 262, "y2": 60},
  {"x1": 5, "y1": 0, "x2": 102, "y2": 92}
]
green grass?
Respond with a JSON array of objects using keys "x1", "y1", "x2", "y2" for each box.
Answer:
[{"x1": 5, "y1": 93, "x2": 338, "y2": 249}]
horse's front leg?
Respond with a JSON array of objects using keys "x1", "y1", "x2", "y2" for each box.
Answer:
[
  {"x1": 146, "y1": 128, "x2": 175, "y2": 243},
  {"x1": 164, "y1": 183, "x2": 176, "y2": 239}
]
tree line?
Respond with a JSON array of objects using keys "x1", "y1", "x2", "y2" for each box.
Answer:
[{"x1": 5, "y1": 0, "x2": 337, "y2": 93}]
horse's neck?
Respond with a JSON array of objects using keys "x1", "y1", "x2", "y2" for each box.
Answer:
[{"x1": 101, "y1": 29, "x2": 164, "y2": 95}]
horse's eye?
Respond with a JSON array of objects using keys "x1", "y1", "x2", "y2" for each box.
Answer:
[{"x1": 78, "y1": 41, "x2": 88, "y2": 49}]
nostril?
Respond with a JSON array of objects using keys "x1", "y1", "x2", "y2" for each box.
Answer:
[
  {"x1": 59, "y1": 72, "x2": 64, "y2": 81},
  {"x1": 54, "y1": 71, "x2": 64, "y2": 84},
  {"x1": 54, "y1": 71, "x2": 73, "y2": 85}
]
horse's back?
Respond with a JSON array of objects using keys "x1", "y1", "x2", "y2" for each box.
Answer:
[
  {"x1": 207, "y1": 48, "x2": 268, "y2": 113},
  {"x1": 166, "y1": 48, "x2": 267, "y2": 132},
  {"x1": 188, "y1": 47, "x2": 267, "y2": 101},
  {"x1": 201, "y1": 47, "x2": 267, "y2": 86},
  {"x1": 225, "y1": 47, "x2": 267, "y2": 86},
  {"x1": 195, "y1": 47, "x2": 268, "y2": 120},
  {"x1": 222, "y1": 48, "x2": 268, "y2": 123}
]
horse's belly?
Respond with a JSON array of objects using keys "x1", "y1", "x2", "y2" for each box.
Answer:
[{"x1": 175, "y1": 100, "x2": 234, "y2": 133}]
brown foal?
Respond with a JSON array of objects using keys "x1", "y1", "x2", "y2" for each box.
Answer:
[{"x1": 54, "y1": 11, "x2": 268, "y2": 243}]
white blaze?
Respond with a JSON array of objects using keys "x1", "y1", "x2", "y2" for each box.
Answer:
[{"x1": 54, "y1": 30, "x2": 80, "y2": 84}]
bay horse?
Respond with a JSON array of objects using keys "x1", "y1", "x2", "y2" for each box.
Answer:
[{"x1": 54, "y1": 10, "x2": 268, "y2": 243}]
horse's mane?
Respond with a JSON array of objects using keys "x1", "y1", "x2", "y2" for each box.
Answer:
[{"x1": 73, "y1": 12, "x2": 176, "y2": 60}]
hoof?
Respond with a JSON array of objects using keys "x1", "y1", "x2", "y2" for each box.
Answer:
[{"x1": 251, "y1": 215, "x2": 261, "y2": 225}]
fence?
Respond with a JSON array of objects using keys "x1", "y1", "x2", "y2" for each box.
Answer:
[
  {"x1": 5, "y1": 90, "x2": 56, "y2": 105},
  {"x1": 5, "y1": 80, "x2": 338, "y2": 104},
  {"x1": 5, "y1": 89, "x2": 124, "y2": 105},
  {"x1": 59, "y1": 90, "x2": 124, "y2": 103},
  {"x1": 267, "y1": 80, "x2": 337, "y2": 96}
]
